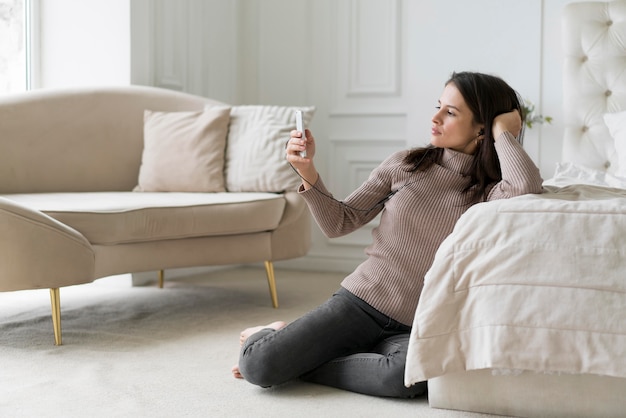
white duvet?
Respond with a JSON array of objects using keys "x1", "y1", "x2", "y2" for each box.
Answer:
[{"x1": 405, "y1": 183, "x2": 626, "y2": 386}]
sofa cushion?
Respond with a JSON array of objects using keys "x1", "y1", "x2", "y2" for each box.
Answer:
[
  {"x1": 135, "y1": 106, "x2": 231, "y2": 192},
  {"x1": 224, "y1": 105, "x2": 315, "y2": 193},
  {"x1": 2, "y1": 192, "x2": 286, "y2": 245}
]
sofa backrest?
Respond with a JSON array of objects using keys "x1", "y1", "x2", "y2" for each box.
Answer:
[{"x1": 0, "y1": 85, "x2": 226, "y2": 193}]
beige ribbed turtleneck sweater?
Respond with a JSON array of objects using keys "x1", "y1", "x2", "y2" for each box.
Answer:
[{"x1": 299, "y1": 133, "x2": 543, "y2": 326}]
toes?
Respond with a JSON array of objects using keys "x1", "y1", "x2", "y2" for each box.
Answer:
[{"x1": 232, "y1": 365, "x2": 243, "y2": 379}]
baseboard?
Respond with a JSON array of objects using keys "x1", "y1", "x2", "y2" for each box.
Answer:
[
  {"x1": 130, "y1": 256, "x2": 357, "y2": 286},
  {"x1": 131, "y1": 265, "x2": 233, "y2": 286}
]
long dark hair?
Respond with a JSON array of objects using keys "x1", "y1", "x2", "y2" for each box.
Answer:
[{"x1": 404, "y1": 71, "x2": 524, "y2": 202}]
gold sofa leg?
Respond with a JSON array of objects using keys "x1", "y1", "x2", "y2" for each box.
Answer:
[
  {"x1": 49, "y1": 288, "x2": 62, "y2": 346},
  {"x1": 158, "y1": 269, "x2": 164, "y2": 288},
  {"x1": 264, "y1": 261, "x2": 279, "y2": 308}
]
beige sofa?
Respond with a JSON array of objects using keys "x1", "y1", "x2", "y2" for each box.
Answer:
[{"x1": 0, "y1": 85, "x2": 313, "y2": 345}]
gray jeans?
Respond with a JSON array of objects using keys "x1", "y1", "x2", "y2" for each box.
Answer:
[{"x1": 238, "y1": 287, "x2": 427, "y2": 398}]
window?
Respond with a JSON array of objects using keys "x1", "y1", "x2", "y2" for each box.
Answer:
[{"x1": 0, "y1": 0, "x2": 33, "y2": 93}]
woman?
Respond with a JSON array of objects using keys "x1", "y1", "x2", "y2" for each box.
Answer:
[{"x1": 232, "y1": 71, "x2": 544, "y2": 397}]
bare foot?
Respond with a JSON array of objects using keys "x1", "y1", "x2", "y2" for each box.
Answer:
[
  {"x1": 232, "y1": 364, "x2": 244, "y2": 379},
  {"x1": 238, "y1": 321, "x2": 287, "y2": 346},
  {"x1": 232, "y1": 321, "x2": 287, "y2": 379}
]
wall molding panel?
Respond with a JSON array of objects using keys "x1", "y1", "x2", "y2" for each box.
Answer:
[
  {"x1": 332, "y1": 0, "x2": 406, "y2": 116},
  {"x1": 153, "y1": 0, "x2": 187, "y2": 91},
  {"x1": 132, "y1": 0, "x2": 240, "y2": 103},
  {"x1": 347, "y1": 0, "x2": 401, "y2": 97}
]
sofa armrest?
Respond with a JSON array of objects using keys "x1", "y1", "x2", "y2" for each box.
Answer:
[
  {"x1": 269, "y1": 191, "x2": 311, "y2": 261},
  {"x1": 0, "y1": 197, "x2": 95, "y2": 291}
]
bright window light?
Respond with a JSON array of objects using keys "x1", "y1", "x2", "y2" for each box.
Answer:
[{"x1": 0, "y1": 0, "x2": 33, "y2": 93}]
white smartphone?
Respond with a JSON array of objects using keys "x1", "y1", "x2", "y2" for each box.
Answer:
[{"x1": 295, "y1": 110, "x2": 307, "y2": 158}]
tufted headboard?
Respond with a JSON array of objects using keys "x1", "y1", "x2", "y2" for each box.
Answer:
[{"x1": 562, "y1": 0, "x2": 626, "y2": 173}]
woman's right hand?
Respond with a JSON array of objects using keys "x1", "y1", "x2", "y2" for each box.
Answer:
[
  {"x1": 286, "y1": 129, "x2": 318, "y2": 189},
  {"x1": 286, "y1": 129, "x2": 315, "y2": 164}
]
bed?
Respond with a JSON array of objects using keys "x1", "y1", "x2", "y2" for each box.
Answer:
[{"x1": 404, "y1": 1, "x2": 626, "y2": 417}]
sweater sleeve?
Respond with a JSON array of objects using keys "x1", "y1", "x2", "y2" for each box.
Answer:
[
  {"x1": 299, "y1": 152, "x2": 405, "y2": 238},
  {"x1": 487, "y1": 132, "x2": 544, "y2": 201}
]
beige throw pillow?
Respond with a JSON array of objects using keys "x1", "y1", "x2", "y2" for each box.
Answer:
[
  {"x1": 135, "y1": 106, "x2": 231, "y2": 192},
  {"x1": 225, "y1": 105, "x2": 315, "y2": 192}
]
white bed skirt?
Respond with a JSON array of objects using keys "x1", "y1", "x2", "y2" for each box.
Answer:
[{"x1": 428, "y1": 369, "x2": 626, "y2": 418}]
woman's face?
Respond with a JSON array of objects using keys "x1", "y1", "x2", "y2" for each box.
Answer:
[{"x1": 430, "y1": 83, "x2": 484, "y2": 154}]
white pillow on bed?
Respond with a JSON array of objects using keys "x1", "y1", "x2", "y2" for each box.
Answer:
[
  {"x1": 545, "y1": 162, "x2": 626, "y2": 189},
  {"x1": 604, "y1": 110, "x2": 626, "y2": 178}
]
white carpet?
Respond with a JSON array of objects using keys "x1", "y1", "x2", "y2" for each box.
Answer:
[{"x1": 0, "y1": 267, "x2": 502, "y2": 417}]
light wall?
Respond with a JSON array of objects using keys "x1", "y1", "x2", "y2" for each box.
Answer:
[{"x1": 36, "y1": 0, "x2": 130, "y2": 88}]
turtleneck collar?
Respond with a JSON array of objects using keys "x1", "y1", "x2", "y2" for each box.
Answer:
[{"x1": 440, "y1": 148, "x2": 474, "y2": 175}]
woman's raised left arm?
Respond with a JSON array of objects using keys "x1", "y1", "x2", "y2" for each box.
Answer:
[{"x1": 488, "y1": 132, "x2": 544, "y2": 200}]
